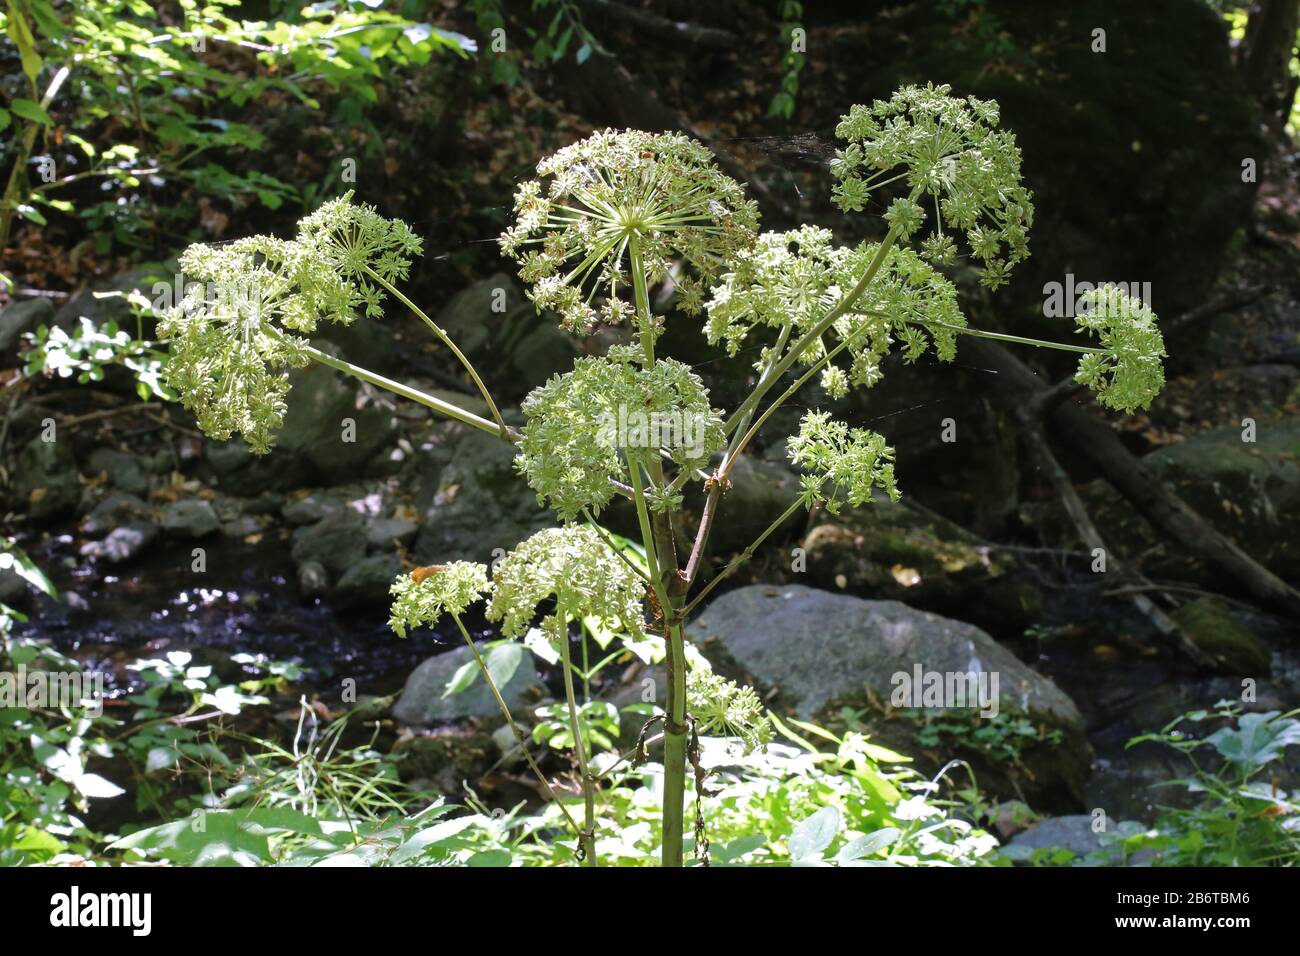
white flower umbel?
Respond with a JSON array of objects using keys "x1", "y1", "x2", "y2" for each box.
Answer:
[{"x1": 500, "y1": 129, "x2": 759, "y2": 336}]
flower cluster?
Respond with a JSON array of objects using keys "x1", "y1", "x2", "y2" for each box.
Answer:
[
  {"x1": 294, "y1": 191, "x2": 424, "y2": 320},
  {"x1": 830, "y1": 83, "x2": 1034, "y2": 290},
  {"x1": 388, "y1": 561, "x2": 491, "y2": 637},
  {"x1": 705, "y1": 227, "x2": 966, "y2": 397},
  {"x1": 160, "y1": 194, "x2": 422, "y2": 453},
  {"x1": 486, "y1": 526, "x2": 647, "y2": 649},
  {"x1": 499, "y1": 129, "x2": 759, "y2": 333},
  {"x1": 1073, "y1": 286, "x2": 1167, "y2": 413},
  {"x1": 687, "y1": 666, "x2": 772, "y2": 754},
  {"x1": 159, "y1": 239, "x2": 313, "y2": 453},
  {"x1": 788, "y1": 410, "x2": 900, "y2": 514},
  {"x1": 515, "y1": 356, "x2": 724, "y2": 520}
]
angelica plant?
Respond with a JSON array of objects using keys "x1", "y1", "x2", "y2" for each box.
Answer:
[{"x1": 161, "y1": 83, "x2": 1167, "y2": 868}]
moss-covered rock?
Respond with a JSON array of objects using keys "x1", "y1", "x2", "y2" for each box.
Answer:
[
  {"x1": 1170, "y1": 598, "x2": 1272, "y2": 676},
  {"x1": 802, "y1": 495, "x2": 1042, "y2": 635}
]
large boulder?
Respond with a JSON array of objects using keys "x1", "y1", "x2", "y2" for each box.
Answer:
[
  {"x1": 688, "y1": 583, "x2": 1091, "y2": 808},
  {"x1": 412, "y1": 429, "x2": 552, "y2": 565},
  {"x1": 434, "y1": 275, "x2": 577, "y2": 399},
  {"x1": 393, "y1": 644, "x2": 542, "y2": 726}
]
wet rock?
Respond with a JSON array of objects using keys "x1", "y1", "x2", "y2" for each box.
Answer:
[
  {"x1": 365, "y1": 516, "x2": 418, "y2": 548},
  {"x1": 688, "y1": 583, "x2": 1091, "y2": 808},
  {"x1": 221, "y1": 515, "x2": 263, "y2": 539},
  {"x1": 393, "y1": 644, "x2": 542, "y2": 726},
  {"x1": 276, "y1": 363, "x2": 398, "y2": 480},
  {"x1": 0, "y1": 298, "x2": 54, "y2": 354},
  {"x1": 85, "y1": 448, "x2": 147, "y2": 495},
  {"x1": 161, "y1": 499, "x2": 220, "y2": 539},
  {"x1": 14, "y1": 438, "x2": 80, "y2": 521},
  {"x1": 1004, "y1": 816, "x2": 1105, "y2": 859},
  {"x1": 412, "y1": 429, "x2": 551, "y2": 565},
  {"x1": 1170, "y1": 598, "x2": 1272, "y2": 676},
  {"x1": 282, "y1": 493, "x2": 344, "y2": 526},
  {"x1": 334, "y1": 553, "x2": 401, "y2": 609},
  {"x1": 802, "y1": 495, "x2": 1041, "y2": 636},
  {"x1": 81, "y1": 491, "x2": 150, "y2": 535},
  {"x1": 80, "y1": 521, "x2": 159, "y2": 565},
  {"x1": 297, "y1": 561, "x2": 329, "y2": 598},
  {"x1": 290, "y1": 509, "x2": 366, "y2": 578}
]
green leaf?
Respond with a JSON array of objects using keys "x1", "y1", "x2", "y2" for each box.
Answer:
[
  {"x1": 10, "y1": 98, "x2": 50, "y2": 125},
  {"x1": 788, "y1": 806, "x2": 840, "y2": 861},
  {"x1": 837, "y1": 827, "x2": 899, "y2": 862},
  {"x1": 1207, "y1": 713, "x2": 1300, "y2": 770}
]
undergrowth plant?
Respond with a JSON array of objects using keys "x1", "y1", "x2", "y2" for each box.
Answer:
[{"x1": 160, "y1": 83, "x2": 1167, "y2": 867}]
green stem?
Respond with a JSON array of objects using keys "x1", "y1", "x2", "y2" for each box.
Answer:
[
  {"x1": 295, "y1": 339, "x2": 512, "y2": 438},
  {"x1": 628, "y1": 235, "x2": 655, "y2": 366},
  {"x1": 557, "y1": 605, "x2": 598, "y2": 866},
  {"x1": 683, "y1": 493, "x2": 808, "y2": 618},
  {"x1": 449, "y1": 613, "x2": 582, "y2": 840},
  {"x1": 627, "y1": 457, "x2": 687, "y2": 866},
  {"x1": 910, "y1": 318, "x2": 1103, "y2": 355},
  {"x1": 363, "y1": 267, "x2": 510, "y2": 438},
  {"x1": 723, "y1": 221, "x2": 905, "y2": 437},
  {"x1": 661, "y1": 620, "x2": 689, "y2": 867}
]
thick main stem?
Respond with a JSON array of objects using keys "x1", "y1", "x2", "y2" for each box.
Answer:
[{"x1": 557, "y1": 606, "x2": 598, "y2": 866}]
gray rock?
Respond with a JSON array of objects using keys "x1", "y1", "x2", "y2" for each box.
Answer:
[
  {"x1": 276, "y1": 363, "x2": 397, "y2": 480},
  {"x1": 688, "y1": 584, "x2": 1091, "y2": 807},
  {"x1": 291, "y1": 509, "x2": 366, "y2": 577},
  {"x1": 393, "y1": 644, "x2": 541, "y2": 726},
  {"x1": 14, "y1": 438, "x2": 79, "y2": 521},
  {"x1": 297, "y1": 560, "x2": 330, "y2": 598},
  {"x1": 86, "y1": 447, "x2": 147, "y2": 495},
  {"x1": 221, "y1": 515, "x2": 263, "y2": 538},
  {"x1": 0, "y1": 298, "x2": 55, "y2": 352},
  {"x1": 435, "y1": 273, "x2": 523, "y2": 356},
  {"x1": 161, "y1": 499, "x2": 220, "y2": 538},
  {"x1": 282, "y1": 494, "x2": 343, "y2": 526},
  {"x1": 334, "y1": 553, "x2": 401, "y2": 608},
  {"x1": 81, "y1": 491, "x2": 149, "y2": 535},
  {"x1": 365, "y1": 516, "x2": 417, "y2": 548},
  {"x1": 80, "y1": 521, "x2": 159, "y2": 565},
  {"x1": 1005, "y1": 816, "x2": 1104, "y2": 858},
  {"x1": 412, "y1": 429, "x2": 551, "y2": 565}
]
